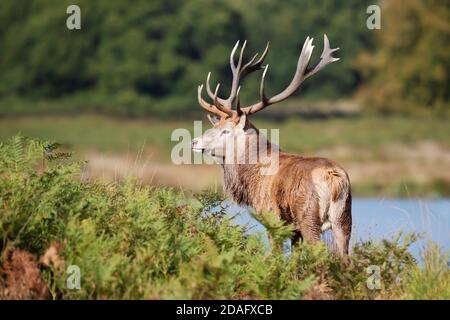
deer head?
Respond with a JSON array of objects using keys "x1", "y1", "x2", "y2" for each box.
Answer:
[{"x1": 191, "y1": 35, "x2": 339, "y2": 162}]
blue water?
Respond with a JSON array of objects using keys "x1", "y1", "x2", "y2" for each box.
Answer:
[{"x1": 221, "y1": 198, "x2": 450, "y2": 260}]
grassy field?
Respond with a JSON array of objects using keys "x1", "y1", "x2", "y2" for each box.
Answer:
[
  {"x1": 1, "y1": 114, "x2": 450, "y2": 197},
  {"x1": 0, "y1": 135, "x2": 448, "y2": 299}
]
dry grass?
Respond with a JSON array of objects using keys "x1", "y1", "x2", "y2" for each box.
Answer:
[
  {"x1": 83, "y1": 152, "x2": 222, "y2": 192},
  {"x1": 1, "y1": 114, "x2": 449, "y2": 196},
  {"x1": 80, "y1": 141, "x2": 450, "y2": 196}
]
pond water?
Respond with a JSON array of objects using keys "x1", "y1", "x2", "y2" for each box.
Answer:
[{"x1": 224, "y1": 198, "x2": 450, "y2": 261}]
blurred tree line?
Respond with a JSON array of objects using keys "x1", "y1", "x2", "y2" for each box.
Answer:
[
  {"x1": 357, "y1": 0, "x2": 449, "y2": 114},
  {"x1": 0, "y1": 0, "x2": 447, "y2": 117}
]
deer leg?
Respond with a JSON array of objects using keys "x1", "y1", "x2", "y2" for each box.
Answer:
[
  {"x1": 298, "y1": 212, "x2": 322, "y2": 245},
  {"x1": 330, "y1": 192, "x2": 352, "y2": 257},
  {"x1": 332, "y1": 226, "x2": 350, "y2": 257},
  {"x1": 291, "y1": 230, "x2": 303, "y2": 249},
  {"x1": 333, "y1": 227, "x2": 350, "y2": 257},
  {"x1": 301, "y1": 228, "x2": 321, "y2": 244}
]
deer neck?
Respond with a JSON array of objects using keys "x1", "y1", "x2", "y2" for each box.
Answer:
[{"x1": 221, "y1": 131, "x2": 279, "y2": 207}]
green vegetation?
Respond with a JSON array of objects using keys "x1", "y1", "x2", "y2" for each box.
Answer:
[
  {"x1": 0, "y1": 0, "x2": 376, "y2": 116},
  {"x1": 1, "y1": 1, "x2": 447, "y2": 116},
  {"x1": 357, "y1": 0, "x2": 449, "y2": 113},
  {"x1": 0, "y1": 135, "x2": 449, "y2": 299}
]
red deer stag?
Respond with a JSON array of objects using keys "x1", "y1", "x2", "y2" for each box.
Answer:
[{"x1": 191, "y1": 35, "x2": 352, "y2": 256}]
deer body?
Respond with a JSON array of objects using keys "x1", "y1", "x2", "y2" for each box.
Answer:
[
  {"x1": 221, "y1": 127, "x2": 351, "y2": 255},
  {"x1": 226, "y1": 155, "x2": 352, "y2": 251},
  {"x1": 192, "y1": 35, "x2": 352, "y2": 255}
]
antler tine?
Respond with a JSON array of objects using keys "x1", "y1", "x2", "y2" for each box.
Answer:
[
  {"x1": 259, "y1": 64, "x2": 269, "y2": 104},
  {"x1": 205, "y1": 72, "x2": 215, "y2": 98},
  {"x1": 229, "y1": 41, "x2": 240, "y2": 73},
  {"x1": 304, "y1": 34, "x2": 340, "y2": 80},
  {"x1": 197, "y1": 84, "x2": 231, "y2": 118},
  {"x1": 237, "y1": 40, "x2": 247, "y2": 70},
  {"x1": 225, "y1": 41, "x2": 271, "y2": 107},
  {"x1": 213, "y1": 83, "x2": 221, "y2": 108},
  {"x1": 236, "y1": 86, "x2": 243, "y2": 116},
  {"x1": 240, "y1": 41, "x2": 270, "y2": 78},
  {"x1": 198, "y1": 84, "x2": 215, "y2": 114},
  {"x1": 206, "y1": 72, "x2": 227, "y2": 105},
  {"x1": 255, "y1": 42, "x2": 270, "y2": 65},
  {"x1": 241, "y1": 35, "x2": 339, "y2": 115},
  {"x1": 225, "y1": 40, "x2": 246, "y2": 107},
  {"x1": 242, "y1": 53, "x2": 259, "y2": 72},
  {"x1": 212, "y1": 83, "x2": 233, "y2": 115}
]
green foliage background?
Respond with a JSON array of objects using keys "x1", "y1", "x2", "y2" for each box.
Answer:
[
  {"x1": 1, "y1": 0, "x2": 447, "y2": 116},
  {"x1": 0, "y1": 0, "x2": 385, "y2": 117},
  {"x1": 357, "y1": 0, "x2": 449, "y2": 113}
]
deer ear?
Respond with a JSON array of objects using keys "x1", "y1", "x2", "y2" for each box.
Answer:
[
  {"x1": 236, "y1": 114, "x2": 247, "y2": 129},
  {"x1": 207, "y1": 114, "x2": 220, "y2": 125}
]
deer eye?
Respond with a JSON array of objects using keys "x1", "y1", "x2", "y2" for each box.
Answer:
[{"x1": 221, "y1": 129, "x2": 231, "y2": 135}]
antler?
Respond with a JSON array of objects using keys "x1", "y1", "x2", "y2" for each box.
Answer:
[
  {"x1": 197, "y1": 34, "x2": 339, "y2": 118},
  {"x1": 197, "y1": 84, "x2": 232, "y2": 118},
  {"x1": 204, "y1": 40, "x2": 270, "y2": 110},
  {"x1": 241, "y1": 34, "x2": 339, "y2": 115}
]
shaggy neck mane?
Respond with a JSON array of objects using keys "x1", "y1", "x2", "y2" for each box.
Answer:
[
  {"x1": 221, "y1": 128, "x2": 280, "y2": 208},
  {"x1": 223, "y1": 163, "x2": 263, "y2": 207}
]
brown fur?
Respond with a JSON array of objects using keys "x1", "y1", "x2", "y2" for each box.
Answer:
[
  {"x1": 221, "y1": 123, "x2": 352, "y2": 255},
  {"x1": 0, "y1": 249, "x2": 50, "y2": 299}
]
